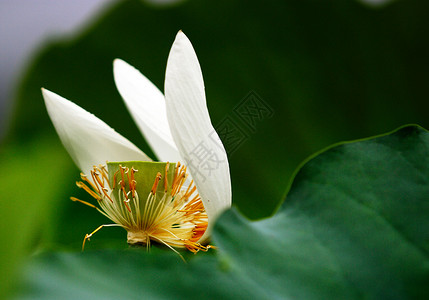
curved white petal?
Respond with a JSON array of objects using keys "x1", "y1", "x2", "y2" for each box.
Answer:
[
  {"x1": 113, "y1": 59, "x2": 181, "y2": 163},
  {"x1": 42, "y1": 89, "x2": 150, "y2": 177},
  {"x1": 164, "y1": 31, "x2": 231, "y2": 242}
]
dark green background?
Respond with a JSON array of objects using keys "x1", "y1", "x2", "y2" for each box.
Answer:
[{"x1": 2, "y1": 0, "x2": 429, "y2": 298}]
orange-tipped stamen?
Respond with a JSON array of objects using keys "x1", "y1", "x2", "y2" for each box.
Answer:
[
  {"x1": 93, "y1": 171, "x2": 105, "y2": 190},
  {"x1": 171, "y1": 166, "x2": 187, "y2": 196},
  {"x1": 184, "y1": 184, "x2": 196, "y2": 199},
  {"x1": 119, "y1": 166, "x2": 130, "y2": 200},
  {"x1": 101, "y1": 187, "x2": 113, "y2": 203},
  {"x1": 98, "y1": 165, "x2": 111, "y2": 189},
  {"x1": 75, "y1": 162, "x2": 213, "y2": 258},
  {"x1": 90, "y1": 171, "x2": 103, "y2": 194},
  {"x1": 81, "y1": 172, "x2": 101, "y2": 194},
  {"x1": 164, "y1": 162, "x2": 170, "y2": 192},
  {"x1": 121, "y1": 185, "x2": 129, "y2": 200},
  {"x1": 123, "y1": 200, "x2": 132, "y2": 212},
  {"x1": 129, "y1": 167, "x2": 137, "y2": 198},
  {"x1": 184, "y1": 179, "x2": 194, "y2": 194},
  {"x1": 76, "y1": 181, "x2": 101, "y2": 201},
  {"x1": 151, "y1": 172, "x2": 162, "y2": 194},
  {"x1": 112, "y1": 169, "x2": 120, "y2": 189},
  {"x1": 173, "y1": 162, "x2": 181, "y2": 181}
]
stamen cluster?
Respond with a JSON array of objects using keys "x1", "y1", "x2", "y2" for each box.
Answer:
[{"x1": 72, "y1": 162, "x2": 211, "y2": 255}]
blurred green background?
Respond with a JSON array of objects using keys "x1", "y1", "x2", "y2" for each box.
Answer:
[{"x1": 2, "y1": 0, "x2": 429, "y2": 297}]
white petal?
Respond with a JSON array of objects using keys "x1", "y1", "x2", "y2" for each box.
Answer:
[
  {"x1": 42, "y1": 89, "x2": 150, "y2": 177},
  {"x1": 164, "y1": 31, "x2": 231, "y2": 242},
  {"x1": 113, "y1": 59, "x2": 181, "y2": 162}
]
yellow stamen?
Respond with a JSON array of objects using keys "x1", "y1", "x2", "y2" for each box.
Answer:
[
  {"x1": 89, "y1": 168, "x2": 113, "y2": 203},
  {"x1": 76, "y1": 181, "x2": 101, "y2": 201},
  {"x1": 70, "y1": 197, "x2": 97, "y2": 208},
  {"x1": 74, "y1": 163, "x2": 213, "y2": 257},
  {"x1": 82, "y1": 224, "x2": 121, "y2": 251},
  {"x1": 81, "y1": 172, "x2": 100, "y2": 194}
]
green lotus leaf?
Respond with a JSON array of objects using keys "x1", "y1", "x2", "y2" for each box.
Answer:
[{"x1": 15, "y1": 126, "x2": 429, "y2": 299}]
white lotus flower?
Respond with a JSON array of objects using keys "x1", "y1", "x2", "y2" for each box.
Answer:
[{"x1": 42, "y1": 31, "x2": 231, "y2": 254}]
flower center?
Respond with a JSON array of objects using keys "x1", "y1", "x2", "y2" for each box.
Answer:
[{"x1": 72, "y1": 161, "x2": 212, "y2": 254}]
